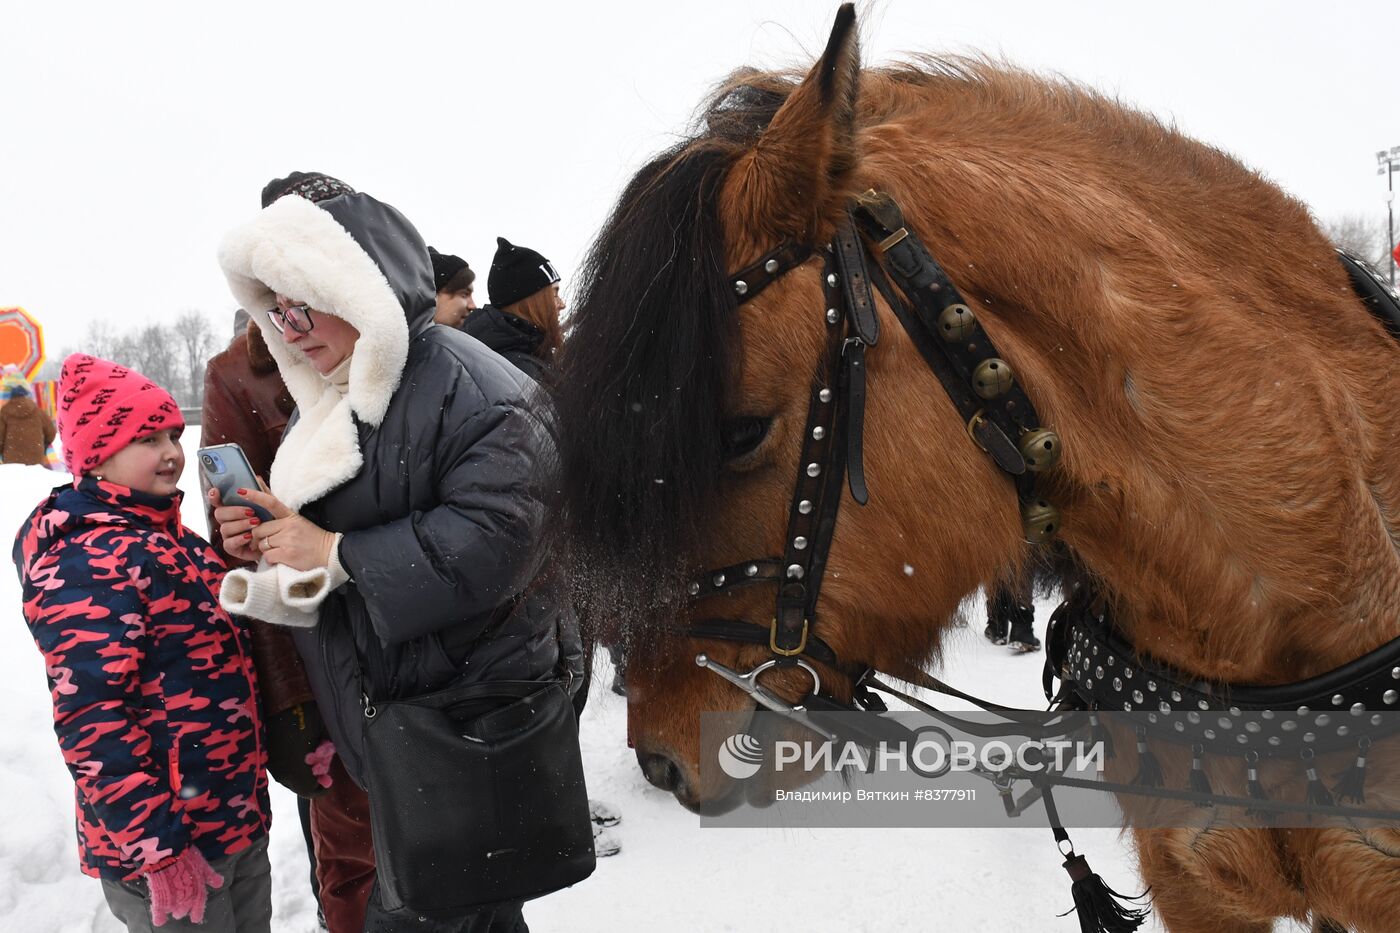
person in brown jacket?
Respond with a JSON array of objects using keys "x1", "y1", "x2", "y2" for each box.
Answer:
[
  {"x1": 0, "y1": 381, "x2": 57, "y2": 466},
  {"x1": 199, "y1": 169, "x2": 376, "y2": 933},
  {"x1": 204, "y1": 310, "x2": 377, "y2": 933},
  {"x1": 202, "y1": 314, "x2": 315, "y2": 765}
]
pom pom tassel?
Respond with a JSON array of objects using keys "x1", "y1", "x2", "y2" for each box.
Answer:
[
  {"x1": 1059, "y1": 852, "x2": 1151, "y2": 933},
  {"x1": 1132, "y1": 728, "x2": 1163, "y2": 787},
  {"x1": 1303, "y1": 749, "x2": 1335, "y2": 808},
  {"x1": 1332, "y1": 738, "x2": 1370, "y2": 805},
  {"x1": 1188, "y1": 744, "x2": 1213, "y2": 806}
]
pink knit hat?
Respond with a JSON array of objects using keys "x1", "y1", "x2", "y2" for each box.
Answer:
[{"x1": 57, "y1": 354, "x2": 184, "y2": 476}]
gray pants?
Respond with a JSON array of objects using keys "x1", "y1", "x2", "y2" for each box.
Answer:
[{"x1": 100, "y1": 837, "x2": 272, "y2": 933}]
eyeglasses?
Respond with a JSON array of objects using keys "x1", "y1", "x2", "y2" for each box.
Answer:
[{"x1": 265, "y1": 304, "x2": 315, "y2": 335}]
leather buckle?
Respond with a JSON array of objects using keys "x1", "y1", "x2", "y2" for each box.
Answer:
[
  {"x1": 878, "y1": 228, "x2": 909, "y2": 252},
  {"x1": 966, "y1": 408, "x2": 988, "y2": 451},
  {"x1": 770, "y1": 617, "x2": 810, "y2": 657}
]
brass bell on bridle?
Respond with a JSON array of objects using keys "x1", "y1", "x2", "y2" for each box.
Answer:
[
  {"x1": 937, "y1": 304, "x2": 977, "y2": 341},
  {"x1": 1022, "y1": 498, "x2": 1061, "y2": 544},
  {"x1": 972, "y1": 358, "x2": 1014, "y2": 399},
  {"x1": 1018, "y1": 428, "x2": 1062, "y2": 472}
]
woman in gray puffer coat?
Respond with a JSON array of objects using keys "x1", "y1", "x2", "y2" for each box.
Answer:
[{"x1": 212, "y1": 189, "x2": 581, "y2": 933}]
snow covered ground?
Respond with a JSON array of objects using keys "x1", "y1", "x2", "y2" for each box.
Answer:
[{"x1": 1, "y1": 431, "x2": 1307, "y2": 932}]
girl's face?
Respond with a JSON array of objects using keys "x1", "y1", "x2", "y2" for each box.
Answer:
[{"x1": 94, "y1": 427, "x2": 185, "y2": 496}]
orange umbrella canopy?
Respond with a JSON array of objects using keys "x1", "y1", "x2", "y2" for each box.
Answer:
[{"x1": 0, "y1": 307, "x2": 44, "y2": 380}]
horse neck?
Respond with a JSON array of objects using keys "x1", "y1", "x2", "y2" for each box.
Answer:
[
  {"x1": 857, "y1": 171, "x2": 1400, "y2": 686},
  {"x1": 888, "y1": 234, "x2": 1400, "y2": 686}
]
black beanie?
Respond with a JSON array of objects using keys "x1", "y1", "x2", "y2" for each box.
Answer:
[
  {"x1": 488, "y1": 237, "x2": 560, "y2": 308},
  {"x1": 260, "y1": 171, "x2": 355, "y2": 208},
  {"x1": 429, "y1": 247, "x2": 471, "y2": 293}
]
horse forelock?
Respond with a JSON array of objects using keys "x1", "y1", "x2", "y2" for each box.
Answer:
[{"x1": 558, "y1": 78, "x2": 797, "y2": 625}]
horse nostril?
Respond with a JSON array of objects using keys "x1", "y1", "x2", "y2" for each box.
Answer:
[{"x1": 638, "y1": 752, "x2": 684, "y2": 793}]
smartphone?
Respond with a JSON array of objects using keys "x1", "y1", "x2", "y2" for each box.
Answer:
[{"x1": 197, "y1": 444, "x2": 274, "y2": 522}]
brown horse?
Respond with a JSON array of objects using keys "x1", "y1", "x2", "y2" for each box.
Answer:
[{"x1": 557, "y1": 6, "x2": 1400, "y2": 930}]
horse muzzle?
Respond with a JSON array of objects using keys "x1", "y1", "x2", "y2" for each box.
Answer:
[{"x1": 634, "y1": 747, "x2": 753, "y2": 816}]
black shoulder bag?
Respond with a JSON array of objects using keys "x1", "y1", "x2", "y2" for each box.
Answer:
[{"x1": 359, "y1": 671, "x2": 596, "y2": 912}]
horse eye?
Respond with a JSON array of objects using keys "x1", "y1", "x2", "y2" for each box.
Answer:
[{"x1": 720, "y1": 416, "x2": 771, "y2": 462}]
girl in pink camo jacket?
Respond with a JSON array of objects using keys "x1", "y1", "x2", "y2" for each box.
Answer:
[{"x1": 14, "y1": 355, "x2": 271, "y2": 932}]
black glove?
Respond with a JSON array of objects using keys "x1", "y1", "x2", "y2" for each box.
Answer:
[{"x1": 265, "y1": 702, "x2": 330, "y2": 798}]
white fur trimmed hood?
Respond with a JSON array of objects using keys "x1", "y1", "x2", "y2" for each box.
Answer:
[{"x1": 218, "y1": 192, "x2": 436, "y2": 510}]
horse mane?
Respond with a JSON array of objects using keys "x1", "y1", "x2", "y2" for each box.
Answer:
[{"x1": 556, "y1": 73, "x2": 799, "y2": 618}]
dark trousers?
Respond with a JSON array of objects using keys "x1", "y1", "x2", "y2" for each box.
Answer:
[
  {"x1": 100, "y1": 837, "x2": 272, "y2": 933},
  {"x1": 308, "y1": 755, "x2": 377, "y2": 933},
  {"x1": 297, "y1": 793, "x2": 320, "y2": 906}
]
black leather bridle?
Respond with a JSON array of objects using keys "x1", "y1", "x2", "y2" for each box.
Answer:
[{"x1": 682, "y1": 190, "x2": 1059, "y2": 699}]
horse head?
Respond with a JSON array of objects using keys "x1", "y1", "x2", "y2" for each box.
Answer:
[
  {"x1": 558, "y1": 6, "x2": 1030, "y2": 810},
  {"x1": 557, "y1": 3, "x2": 1400, "y2": 817}
]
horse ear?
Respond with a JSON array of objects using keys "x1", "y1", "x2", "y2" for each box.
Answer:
[{"x1": 728, "y1": 3, "x2": 861, "y2": 245}]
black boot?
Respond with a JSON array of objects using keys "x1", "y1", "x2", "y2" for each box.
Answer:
[
  {"x1": 984, "y1": 586, "x2": 1013, "y2": 645},
  {"x1": 1007, "y1": 601, "x2": 1041, "y2": 653}
]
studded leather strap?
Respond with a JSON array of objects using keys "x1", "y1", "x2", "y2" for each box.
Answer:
[
  {"x1": 729, "y1": 241, "x2": 814, "y2": 306},
  {"x1": 1050, "y1": 594, "x2": 1400, "y2": 757},
  {"x1": 687, "y1": 559, "x2": 786, "y2": 598},
  {"x1": 770, "y1": 249, "x2": 851, "y2": 655},
  {"x1": 853, "y1": 194, "x2": 1053, "y2": 479}
]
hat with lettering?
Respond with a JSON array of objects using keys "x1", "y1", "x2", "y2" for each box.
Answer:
[
  {"x1": 487, "y1": 237, "x2": 560, "y2": 308},
  {"x1": 57, "y1": 354, "x2": 183, "y2": 475}
]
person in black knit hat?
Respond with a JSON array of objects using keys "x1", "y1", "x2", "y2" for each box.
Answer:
[
  {"x1": 486, "y1": 237, "x2": 560, "y2": 309},
  {"x1": 464, "y1": 237, "x2": 565, "y2": 385},
  {"x1": 428, "y1": 247, "x2": 477, "y2": 329},
  {"x1": 467, "y1": 236, "x2": 623, "y2": 856}
]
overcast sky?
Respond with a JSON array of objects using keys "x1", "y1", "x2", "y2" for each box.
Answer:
[{"x1": 4, "y1": 0, "x2": 1398, "y2": 354}]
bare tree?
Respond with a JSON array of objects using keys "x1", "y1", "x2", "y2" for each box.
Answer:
[
  {"x1": 67, "y1": 320, "x2": 117, "y2": 362},
  {"x1": 136, "y1": 323, "x2": 181, "y2": 399},
  {"x1": 107, "y1": 331, "x2": 142, "y2": 370},
  {"x1": 1320, "y1": 213, "x2": 1389, "y2": 267},
  {"x1": 47, "y1": 311, "x2": 223, "y2": 407},
  {"x1": 173, "y1": 309, "x2": 217, "y2": 406}
]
